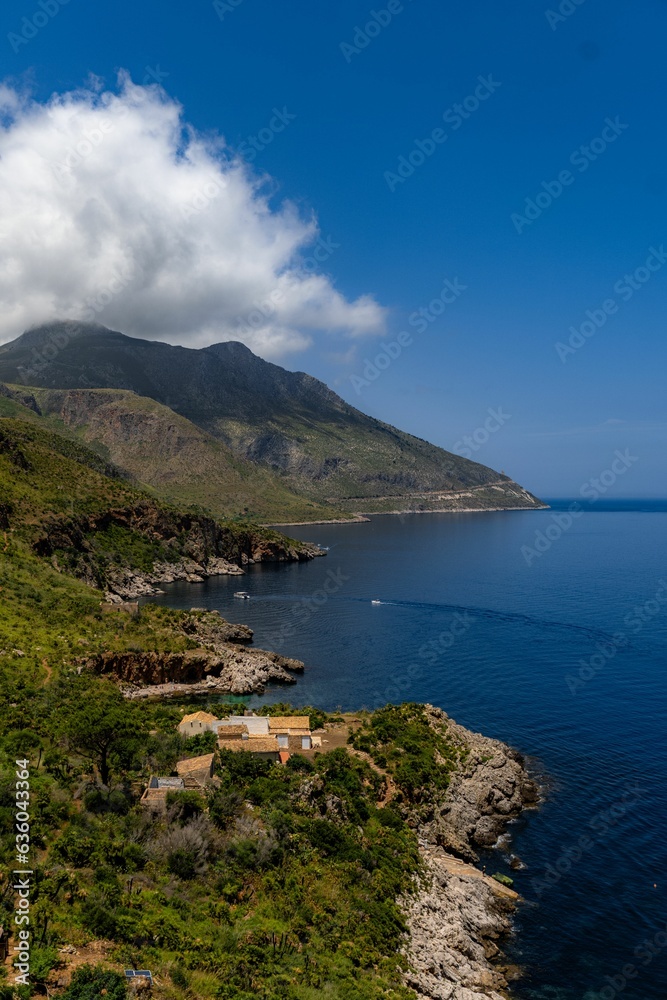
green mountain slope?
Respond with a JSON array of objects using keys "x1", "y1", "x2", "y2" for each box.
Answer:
[
  {"x1": 0, "y1": 321, "x2": 545, "y2": 517},
  {"x1": 21, "y1": 386, "x2": 342, "y2": 523}
]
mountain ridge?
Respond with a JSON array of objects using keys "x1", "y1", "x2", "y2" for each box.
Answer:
[{"x1": 0, "y1": 321, "x2": 545, "y2": 519}]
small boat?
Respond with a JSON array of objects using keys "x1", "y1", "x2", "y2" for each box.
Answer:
[
  {"x1": 234, "y1": 591, "x2": 251, "y2": 599},
  {"x1": 371, "y1": 599, "x2": 382, "y2": 605}
]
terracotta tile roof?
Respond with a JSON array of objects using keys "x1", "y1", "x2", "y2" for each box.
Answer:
[
  {"x1": 218, "y1": 737, "x2": 280, "y2": 754},
  {"x1": 179, "y1": 711, "x2": 217, "y2": 725},
  {"x1": 268, "y1": 716, "x2": 311, "y2": 732},
  {"x1": 176, "y1": 753, "x2": 214, "y2": 774},
  {"x1": 278, "y1": 751, "x2": 291, "y2": 764},
  {"x1": 215, "y1": 724, "x2": 248, "y2": 736}
]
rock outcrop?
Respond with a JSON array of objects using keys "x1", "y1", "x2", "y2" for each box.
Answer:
[
  {"x1": 86, "y1": 610, "x2": 304, "y2": 697},
  {"x1": 32, "y1": 502, "x2": 325, "y2": 600},
  {"x1": 88, "y1": 646, "x2": 304, "y2": 698},
  {"x1": 402, "y1": 706, "x2": 539, "y2": 1000},
  {"x1": 405, "y1": 851, "x2": 517, "y2": 1000},
  {"x1": 422, "y1": 708, "x2": 538, "y2": 862},
  {"x1": 104, "y1": 555, "x2": 245, "y2": 602}
]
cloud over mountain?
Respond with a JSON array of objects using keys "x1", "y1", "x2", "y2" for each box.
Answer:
[{"x1": 0, "y1": 75, "x2": 386, "y2": 358}]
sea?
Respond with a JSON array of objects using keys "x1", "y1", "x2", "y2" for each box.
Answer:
[{"x1": 149, "y1": 499, "x2": 667, "y2": 1000}]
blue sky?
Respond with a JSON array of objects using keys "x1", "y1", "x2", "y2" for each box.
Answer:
[{"x1": 0, "y1": 0, "x2": 665, "y2": 497}]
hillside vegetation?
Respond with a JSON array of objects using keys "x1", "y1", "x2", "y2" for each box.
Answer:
[
  {"x1": 0, "y1": 415, "x2": 320, "y2": 593},
  {"x1": 0, "y1": 411, "x2": 322, "y2": 699},
  {"x1": 0, "y1": 683, "x2": 466, "y2": 999}
]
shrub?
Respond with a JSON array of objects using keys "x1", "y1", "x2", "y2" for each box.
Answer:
[
  {"x1": 152, "y1": 815, "x2": 213, "y2": 878},
  {"x1": 286, "y1": 754, "x2": 315, "y2": 774},
  {"x1": 62, "y1": 966, "x2": 127, "y2": 1000},
  {"x1": 29, "y1": 947, "x2": 59, "y2": 986},
  {"x1": 209, "y1": 788, "x2": 243, "y2": 830},
  {"x1": 167, "y1": 848, "x2": 198, "y2": 880},
  {"x1": 80, "y1": 900, "x2": 119, "y2": 939},
  {"x1": 182, "y1": 731, "x2": 217, "y2": 755},
  {"x1": 170, "y1": 967, "x2": 189, "y2": 989},
  {"x1": 51, "y1": 828, "x2": 97, "y2": 867},
  {"x1": 83, "y1": 788, "x2": 132, "y2": 815},
  {"x1": 166, "y1": 790, "x2": 205, "y2": 824},
  {"x1": 218, "y1": 748, "x2": 272, "y2": 783}
]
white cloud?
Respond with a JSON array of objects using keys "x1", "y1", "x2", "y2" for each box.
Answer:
[{"x1": 0, "y1": 74, "x2": 386, "y2": 358}]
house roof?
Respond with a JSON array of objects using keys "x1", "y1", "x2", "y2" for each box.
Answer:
[
  {"x1": 215, "y1": 724, "x2": 248, "y2": 736},
  {"x1": 176, "y1": 753, "x2": 214, "y2": 774},
  {"x1": 141, "y1": 788, "x2": 169, "y2": 802},
  {"x1": 152, "y1": 776, "x2": 185, "y2": 789},
  {"x1": 278, "y1": 751, "x2": 291, "y2": 764},
  {"x1": 268, "y1": 716, "x2": 311, "y2": 732},
  {"x1": 218, "y1": 737, "x2": 280, "y2": 753},
  {"x1": 179, "y1": 711, "x2": 217, "y2": 725}
]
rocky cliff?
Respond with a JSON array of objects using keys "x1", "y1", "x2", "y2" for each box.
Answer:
[
  {"x1": 33, "y1": 501, "x2": 324, "y2": 600},
  {"x1": 402, "y1": 707, "x2": 539, "y2": 1000},
  {"x1": 87, "y1": 609, "x2": 305, "y2": 697}
]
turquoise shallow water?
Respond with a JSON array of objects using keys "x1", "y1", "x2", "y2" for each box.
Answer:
[{"x1": 150, "y1": 500, "x2": 667, "y2": 999}]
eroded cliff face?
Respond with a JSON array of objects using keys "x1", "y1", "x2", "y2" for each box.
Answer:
[
  {"x1": 405, "y1": 854, "x2": 516, "y2": 1000},
  {"x1": 85, "y1": 609, "x2": 305, "y2": 697},
  {"x1": 403, "y1": 707, "x2": 539, "y2": 1000},
  {"x1": 88, "y1": 646, "x2": 304, "y2": 697},
  {"x1": 423, "y1": 709, "x2": 539, "y2": 862},
  {"x1": 33, "y1": 502, "x2": 324, "y2": 600}
]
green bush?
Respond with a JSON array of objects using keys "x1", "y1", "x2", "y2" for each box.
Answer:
[
  {"x1": 62, "y1": 966, "x2": 127, "y2": 1000},
  {"x1": 170, "y1": 967, "x2": 189, "y2": 989},
  {"x1": 83, "y1": 788, "x2": 132, "y2": 815},
  {"x1": 167, "y1": 848, "x2": 198, "y2": 880},
  {"x1": 182, "y1": 731, "x2": 217, "y2": 755},
  {"x1": 51, "y1": 828, "x2": 97, "y2": 867},
  {"x1": 166, "y1": 790, "x2": 205, "y2": 823},
  {"x1": 209, "y1": 788, "x2": 243, "y2": 830},
  {"x1": 285, "y1": 754, "x2": 315, "y2": 774},
  {"x1": 29, "y1": 946, "x2": 60, "y2": 986}
]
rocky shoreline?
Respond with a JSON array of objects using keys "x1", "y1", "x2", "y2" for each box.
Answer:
[
  {"x1": 104, "y1": 545, "x2": 325, "y2": 602},
  {"x1": 104, "y1": 555, "x2": 245, "y2": 602},
  {"x1": 87, "y1": 595, "x2": 541, "y2": 995},
  {"x1": 86, "y1": 609, "x2": 306, "y2": 697},
  {"x1": 402, "y1": 706, "x2": 540, "y2": 1000}
]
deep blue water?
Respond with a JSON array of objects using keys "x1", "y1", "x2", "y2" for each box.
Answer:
[{"x1": 150, "y1": 501, "x2": 667, "y2": 1000}]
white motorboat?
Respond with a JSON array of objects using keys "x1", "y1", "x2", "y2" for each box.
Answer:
[{"x1": 234, "y1": 591, "x2": 251, "y2": 599}]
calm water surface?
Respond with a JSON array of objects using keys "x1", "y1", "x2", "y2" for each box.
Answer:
[{"x1": 150, "y1": 500, "x2": 667, "y2": 1000}]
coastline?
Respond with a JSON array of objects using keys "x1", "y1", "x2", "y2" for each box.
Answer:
[
  {"x1": 401, "y1": 706, "x2": 540, "y2": 999},
  {"x1": 269, "y1": 502, "x2": 549, "y2": 527},
  {"x1": 267, "y1": 515, "x2": 370, "y2": 527},
  {"x1": 98, "y1": 590, "x2": 542, "y2": 994}
]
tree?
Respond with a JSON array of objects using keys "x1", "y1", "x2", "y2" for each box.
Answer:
[{"x1": 60, "y1": 681, "x2": 141, "y2": 786}]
